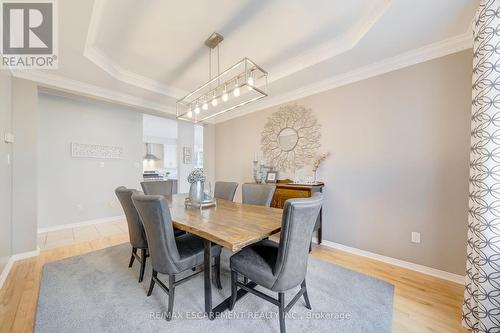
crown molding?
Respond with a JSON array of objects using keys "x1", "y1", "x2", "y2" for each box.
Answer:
[
  {"x1": 10, "y1": 69, "x2": 177, "y2": 115},
  {"x1": 0, "y1": 68, "x2": 13, "y2": 77},
  {"x1": 83, "y1": 0, "x2": 187, "y2": 99},
  {"x1": 210, "y1": 30, "x2": 472, "y2": 124}
]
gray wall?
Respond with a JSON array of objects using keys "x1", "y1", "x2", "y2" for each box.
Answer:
[
  {"x1": 0, "y1": 72, "x2": 13, "y2": 270},
  {"x1": 214, "y1": 50, "x2": 472, "y2": 275},
  {"x1": 37, "y1": 93, "x2": 143, "y2": 228},
  {"x1": 11, "y1": 78, "x2": 39, "y2": 254}
]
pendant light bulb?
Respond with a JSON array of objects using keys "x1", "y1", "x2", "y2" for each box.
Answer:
[
  {"x1": 233, "y1": 87, "x2": 240, "y2": 97},
  {"x1": 194, "y1": 104, "x2": 200, "y2": 114},
  {"x1": 211, "y1": 95, "x2": 218, "y2": 107},
  {"x1": 233, "y1": 81, "x2": 240, "y2": 97},
  {"x1": 187, "y1": 110, "x2": 193, "y2": 118},
  {"x1": 202, "y1": 102, "x2": 209, "y2": 111}
]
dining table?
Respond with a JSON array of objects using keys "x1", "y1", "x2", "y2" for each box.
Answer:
[{"x1": 164, "y1": 193, "x2": 284, "y2": 319}]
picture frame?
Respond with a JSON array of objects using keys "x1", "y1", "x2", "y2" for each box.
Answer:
[
  {"x1": 183, "y1": 146, "x2": 192, "y2": 164},
  {"x1": 266, "y1": 171, "x2": 278, "y2": 183}
]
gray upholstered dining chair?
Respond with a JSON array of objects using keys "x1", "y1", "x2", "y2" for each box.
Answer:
[
  {"x1": 131, "y1": 193, "x2": 223, "y2": 321},
  {"x1": 141, "y1": 180, "x2": 174, "y2": 196},
  {"x1": 115, "y1": 186, "x2": 149, "y2": 283},
  {"x1": 242, "y1": 183, "x2": 276, "y2": 206},
  {"x1": 214, "y1": 181, "x2": 238, "y2": 201},
  {"x1": 229, "y1": 194, "x2": 323, "y2": 333},
  {"x1": 141, "y1": 180, "x2": 185, "y2": 236}
]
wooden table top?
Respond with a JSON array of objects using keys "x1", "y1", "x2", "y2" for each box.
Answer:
[{"x1": 165, "y1": 194, "x2": 283, "y2": 252}]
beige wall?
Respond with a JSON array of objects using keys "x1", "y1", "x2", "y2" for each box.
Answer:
[
  {"x1": 215, "y1": 50, "x2": 472, "y2": 275},
  {"x1": 11, "y1": 78, "x2": 39, "y2": 254}
]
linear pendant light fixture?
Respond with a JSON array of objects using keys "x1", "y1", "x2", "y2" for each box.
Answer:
[{"x1": 176, "y1": 32, "x2": 268, "y2": 123}]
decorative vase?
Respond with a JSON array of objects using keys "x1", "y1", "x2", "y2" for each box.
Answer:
[{"x1": 189, "y1": 181, "x2": 205, "y2": 205}]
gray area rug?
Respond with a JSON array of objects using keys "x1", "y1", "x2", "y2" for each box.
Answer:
[{"x1": 35, "y1": 244, "x2": 394, "y2": 333}]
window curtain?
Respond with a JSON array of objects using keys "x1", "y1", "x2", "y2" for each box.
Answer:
[{"x1": 463, "y1": 0, "x2": 500, "y2": 331}]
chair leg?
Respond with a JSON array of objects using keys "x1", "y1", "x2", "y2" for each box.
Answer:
[
  {"x1": 147, "y1": 270, "x2": 157, "y2": 296},
  {"x1": 301, "y1": 279, "x2": 312, "y2": 310},
  {"x1": 243, "y1": 276, "x2": 249, "y2": 284},
  {"x1": 214, "y1": 255, "x2": 223, "y2": 290},
  {"x1": 230, "y1": 270, "x2": 238, "y2": 310},
  {"x1": 166, "y1": 275, "x2": 175, "y2": 321},
  {"x1": 128, "y1": 247, "x2": 137, "y2": 267},
  {"x1": 139, "y1": 248, "x2": 147, "y2": 283},
  {"x1": 278, "y1": 292, "x2": 286, "y2": 333}
]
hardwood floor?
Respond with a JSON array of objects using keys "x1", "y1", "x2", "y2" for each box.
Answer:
[
  {"x1": 0, "y1": 225, "x2": 468, "y2": 333},
  {"x1": 313, "y1": 247, "x2": 468, "y2": 333}
]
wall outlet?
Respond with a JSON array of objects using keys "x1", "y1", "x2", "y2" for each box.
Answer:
[
  {"x1": 77, "y1": 204, "x2": 84, "y2": 211},
  {"x1": 99, "y1": 162, "x2": 105, "y2": 168},
  {"x1": 411, "y1": 232, "x2": 421, "y2": 244}
]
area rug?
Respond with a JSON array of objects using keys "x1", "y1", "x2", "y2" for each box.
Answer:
[{"x1": 35, "y1": 244, "x2": 394, "y2": 332}]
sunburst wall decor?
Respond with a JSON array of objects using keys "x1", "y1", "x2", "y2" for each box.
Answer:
[{"x1": 261, "y1": 104, "x2": 321, "y2": 171}]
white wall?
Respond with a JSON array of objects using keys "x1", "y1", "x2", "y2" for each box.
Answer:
[
  {"x1": 203, "y1": 123, "x2": 216, "y2": 189},
  {"x1": 0, "y1": 71, "x2": 13, "y2": 271},
  {"x1": 214, "y1": 50, "x2": 472, "y2": 275},
  {"x1": 177, "y1": 121, "x2": 195, "y2": 193},
  {"x1": 194, "y1": 125, "x2": 204, "y2": 168},
  {"x1": 37, "y1": 93, "x2": 143, "y2": 229}
]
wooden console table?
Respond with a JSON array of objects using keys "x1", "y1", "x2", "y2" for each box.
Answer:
[{"x1": 270, "y1": 180, "x2": 324, "y2": 245}]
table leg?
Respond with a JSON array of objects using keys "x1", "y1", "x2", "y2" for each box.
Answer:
[
  {"x1": 204, "y1": 239, "x2": 213, "y2": 320},
  {"x1": 213, "y1": 281, "x2": 257, "y2": 317},
  {"x1": 318, "y1": 207, "x2": 323, "y2": 245}
]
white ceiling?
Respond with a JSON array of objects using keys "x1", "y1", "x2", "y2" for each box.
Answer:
[{"x1": 9, "y1": 0, "x2": 477, "y2": 123}]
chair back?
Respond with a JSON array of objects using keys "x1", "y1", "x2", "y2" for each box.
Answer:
[
  {"x1": 115, "y1": 187, "x2": 148, "y2": 249},
  {"x1": 214, "y1": 181, "x2": 238, "y2": 201},
  {"x1": 242, "y1": 183, "x2": 276, "y2": 207},
  {"x1": 272, "y1": 193, "x2": 323, "y2": 291},
  {"x1": 141, "y1": 180, "x2": 174, "y2": 196},
  {"x1": 131, "y1": 193, "x2": 181, "y2": 274}
]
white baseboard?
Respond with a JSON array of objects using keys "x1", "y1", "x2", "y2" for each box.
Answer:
[
  {"x1": 313, "y1": 238, "x2": 465, "y2": 285},
  {"x1": 0, "y1": 247, "x2": 40, "y2": 290},
  {"x1": 2, "y1": 214, "x2": 125, "y2": 290},
  {"x1": 38, "y1": 215, "x2": 125, "y2": 234}
]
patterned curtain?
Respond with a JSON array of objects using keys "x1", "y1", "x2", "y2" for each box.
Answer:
[{"x1": 463, "y1": 1, "x2": 500, "y2": 331}]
